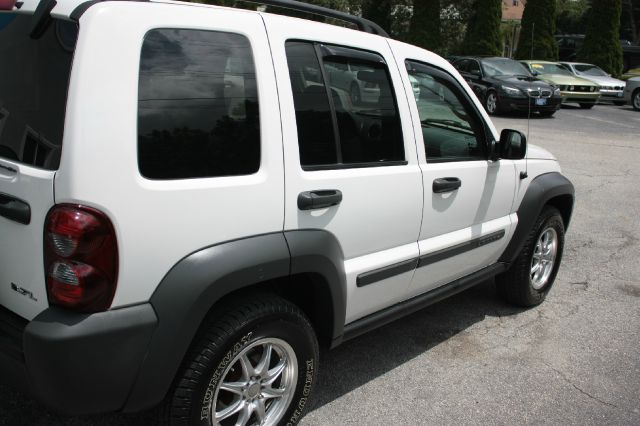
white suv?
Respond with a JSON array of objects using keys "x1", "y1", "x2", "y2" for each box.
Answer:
[{"x1": 0, "y1": 1, "x2": 574, "y2": 425}]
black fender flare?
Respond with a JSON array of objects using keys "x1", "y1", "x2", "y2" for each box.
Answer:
[
  {"x1": 499, "y1": 172, "x2": 575, "y2": 264},
  {"x1": 123, "y1": 231, "x2": 346, "y2": 412}
]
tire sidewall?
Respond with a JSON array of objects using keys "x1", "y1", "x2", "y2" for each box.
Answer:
[{"x1": 192, "y1": 314, "x2": 318, "y2": 426}]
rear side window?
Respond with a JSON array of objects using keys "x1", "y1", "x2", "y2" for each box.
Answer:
[
  {"x1": 286, "y1": 41, "x2": 405, "y2": 170},
  {"x1": 0, "y1": 15, "x2": 78, "y2": 170},
  {"x1": 138, "y1": 29, "x2": 259, "y2": 180}
]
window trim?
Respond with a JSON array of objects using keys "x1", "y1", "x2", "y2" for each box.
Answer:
[
  {"x1": 405, "y1": 59, "x2": 491, "y2": 163},
  {"x1": 286, "y1": 39, "x2": 406, "y2": 171}
]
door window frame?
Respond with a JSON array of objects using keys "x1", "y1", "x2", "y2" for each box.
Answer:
[{"x1": 405, "y1": 60, "x2": 492, "y2": 163}]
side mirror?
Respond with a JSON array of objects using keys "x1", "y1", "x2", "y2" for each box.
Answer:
[{"x1": 499, "y1": 129, "x2": 527, "y2": 160}]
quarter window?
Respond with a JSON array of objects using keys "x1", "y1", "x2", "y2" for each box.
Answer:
[
  {"x1": 406, "y1": 60, "x2": 486, "y2": 162},
  {"x1": 286, "y1": 41, "x2": 404, "y2": 169},
  {"x1": 138, "y1": 29, "x2": 260, "y2": 180}
]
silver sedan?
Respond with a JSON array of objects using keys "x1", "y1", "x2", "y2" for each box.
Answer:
[{"x1": 624, "y1": 77, "x2": 640, "y2": 111}]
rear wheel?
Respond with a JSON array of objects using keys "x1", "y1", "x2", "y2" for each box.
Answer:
[
  {"x1": 485, "y1": 91, "x2": 500, "y2": 115},
  {"x1": 165, "y1": 295, "x2": 319, "y2": 426},
  {"x1": 632, "y1": 89, "x2": 640, "y2": 111},
  {"x1": 579, "y1": 103, "x2": 595, "y2": 109},
  {"x1": 497, "y1": 206, "x2": 565, "y2": 307}
]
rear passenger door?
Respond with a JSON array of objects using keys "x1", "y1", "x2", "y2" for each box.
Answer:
[{"x1": 263, "y1": 15, "x2": 423, "y2": 324}]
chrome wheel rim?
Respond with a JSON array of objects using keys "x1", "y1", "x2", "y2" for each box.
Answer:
[
  {"x1": 212, "y1": 338, "x2": 298, "y2": 426},
  {"x1": 486, "y1": 93, "x2": 497, "y2": 113},
  {"x1": 530, "y1": 227, "x2": 558, "y2": 290},
  {"x1": 633, "y1": 93, "x2": 640, "y2": 109}
]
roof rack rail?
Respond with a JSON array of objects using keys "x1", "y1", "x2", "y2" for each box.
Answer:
[{"x1": 246, "y1": 0, "x2": 389, "y2": 37}]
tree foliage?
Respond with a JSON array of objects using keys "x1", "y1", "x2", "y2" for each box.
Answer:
[
  {"x1": 516, "y1": 0, "x2": 558, "y2": 60},
  {"x1": 406, "y1": 0, "x2": 442, "y2": 54},
  {"x1": 461, "y1": 0, "x2": 503, "y2": 56},
  {"x1": 360, "y1": 0, "x2": 394, "y2": 34},
  {"x1": 578, "y1": 0, "x2": 624, "y2": 77},
  {"x1": 556, "y1": 0, "x2": 589, "y2": 35}
]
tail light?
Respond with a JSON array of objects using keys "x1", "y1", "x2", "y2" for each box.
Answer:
[{"x1": 44, "y1": 204, "x2": 118, "y2": 312}]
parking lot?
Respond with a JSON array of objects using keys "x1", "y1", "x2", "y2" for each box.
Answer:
[{"x1": 1, "y1": 104, "x2": 639, "y2": 426}]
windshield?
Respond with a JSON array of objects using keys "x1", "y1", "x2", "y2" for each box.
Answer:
[
  {"x1": 529, "y1": 63, "x2": 572, "y2": 76},
  {"x1": 574, "y1": 64, "x2": 608, "y2": 76},
  {"x1": 0, "y1": 14, "x2": 78, "y2": 170},
  {"x1": 482, "y1": 58, "x2": 531, "y2": 77}
]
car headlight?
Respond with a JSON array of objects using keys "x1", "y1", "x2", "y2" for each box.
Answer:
[{"x1": 501, "y1": 85, "x2": 522, "y2": 96}]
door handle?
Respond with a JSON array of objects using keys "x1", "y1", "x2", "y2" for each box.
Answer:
[
  {"x1": 297, "y1": 189, "x2": 343, "y2": 210},
  {"x1": 433, "y1": 177, "x2": 461, "y2": 193},
  {"x1": 0, "y1": 192, "x2": 31, "y2": 225}
]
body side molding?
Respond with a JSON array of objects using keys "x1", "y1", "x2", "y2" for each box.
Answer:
[{"x1": 499, "y1": 172, "x2": 574, "y2": 264}]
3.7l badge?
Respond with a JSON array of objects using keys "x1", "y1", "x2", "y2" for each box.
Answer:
[{"x1": 10, "y1": 282, "x2": 38, "y2": 302}]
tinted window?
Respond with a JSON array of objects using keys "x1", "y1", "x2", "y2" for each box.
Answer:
[
  {"x1": 286, "y1": 41, "x2": 404, "y2": 169},
  {"x1": 406, "y1": 61, "x2": 486, "y2": 162},
  {"x1": 0, "y1": 16, "x2": 77, "y2": 170},
  {"x1": 138, "y1": 29, "x2": 259, "y2": 180},
  {"x1": 285, "y1": 42, "x2": 337, "y2": 166}
]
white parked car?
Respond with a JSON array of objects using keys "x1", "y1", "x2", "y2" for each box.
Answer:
[
  {"x1": 623, "y1": 77, "x2": 640, "y2": 110},
  {"x1": 0, "y1": 0, "x2": 575, "y2": 425},
  {"x1": 559, "y1": 61, "x2": 626, "y2": 105}
]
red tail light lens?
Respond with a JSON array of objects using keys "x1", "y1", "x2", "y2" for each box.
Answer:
[{"x1": 44, "y1": 205, "x2": 118, "y2": 312}]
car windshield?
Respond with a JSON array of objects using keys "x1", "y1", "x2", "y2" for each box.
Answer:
[
  {"x1": 529, "y1": 63, "x2": 572, "y2": 76},
  {"x1": 482, "y1": 58, "x2": 531, "y2": 77},
  {"x1": 574, "y1": 64, "x2": 608, "y2": 76}
]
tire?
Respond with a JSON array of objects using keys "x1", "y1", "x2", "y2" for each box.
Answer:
[
  {"x1": 165, "y1": 295, "x2": 319, "y2": 426},
  {"x1": 350, "y1": 83, "x2": 361, "y2": 106},
  {"x1": 633, "y1": 89, "x2": 640, "y2": 111},
  {"x1": 613, "y1": 101, "x2": 626, "y2": 106},
  {"x1": 484, "y1": 90, "x2": 500, "y2": 115},
  {"x1": 496, "y1": 206, "x2": 565, "y2": 307},
  {"x1": 579, "y1": 103, "x2": 595, "y2": 109}
]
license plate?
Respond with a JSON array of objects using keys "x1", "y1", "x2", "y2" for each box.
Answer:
[{"x1": 535, "y1": 98, "x2": 547, "y2": 106}]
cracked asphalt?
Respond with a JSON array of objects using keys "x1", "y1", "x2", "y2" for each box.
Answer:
[{"x1": 1, "y1": 104, "x2": 639, "y2": 425}]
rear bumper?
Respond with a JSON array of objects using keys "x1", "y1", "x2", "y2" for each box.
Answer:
[{"x1": 0, "y1": 303, "x2": 157, "y2": 415}]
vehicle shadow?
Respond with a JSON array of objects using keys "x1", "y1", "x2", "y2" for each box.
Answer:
[{"x1": 0, "y1": 281, "x2": 527, "y2": 425}]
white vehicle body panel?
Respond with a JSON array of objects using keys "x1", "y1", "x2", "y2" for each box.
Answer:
[{"x1": 54, "y1": 2, "x2": 285, "y2": 307}]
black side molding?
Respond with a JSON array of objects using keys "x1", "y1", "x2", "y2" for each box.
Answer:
[
  {"x1": 418, "y1": 230, "x2": 505, "y2": 268},
  {"x1": 499, "y1": 172, "x2": 574, "y2": 264},
  {"x1": 0, "y1": 192, "x2": 31, "y2": 225},
  {"x1": 342, "y1": 263, "x2": 507, "y2": 343},
  {"x1": 357, "y1": 258, "x2": 417, "y2": 287}
]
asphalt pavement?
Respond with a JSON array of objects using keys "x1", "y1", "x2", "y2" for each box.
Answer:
[{"x1": 1, "y1": 104, "x2": 639, "y2": 425}]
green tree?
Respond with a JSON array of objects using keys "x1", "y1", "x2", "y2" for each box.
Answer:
[
  {"x1": 406, "y1": 0, "x2": 442, "y2": 54},
  {"x1": 516, "y1": 0, "x2": 558, "y2": 60},
  {"x1": 578, "y1": 0, "x2": 624, "y2": 76},
  {"x1": 461, "y1": 0, "x2": 502, "y2": 56},
  {"x1": 360, "y1": 0, "x2": 394, "y2": 34},
  {"x1": 556, "y1": 0, "x2": 589, "y2": 35}
]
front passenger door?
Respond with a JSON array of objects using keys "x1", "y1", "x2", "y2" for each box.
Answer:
[{"x1": 401, "y1": 59, "x2": 517, "y2": 297}]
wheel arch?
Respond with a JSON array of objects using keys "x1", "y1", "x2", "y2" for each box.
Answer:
[
  {"x1": 500, "y1": 172, "x2": 575, "y2": 265},
  {"x1": 122, "y1": 230, "x2": 346, "y2": 412}
]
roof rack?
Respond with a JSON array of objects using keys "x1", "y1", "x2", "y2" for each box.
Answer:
[
  {"x1": 70, "y1": 0, "x2": 389, "y2": 37},
  {"x1": 242, "y1": 0, "x2": 389, "y2": 37}
]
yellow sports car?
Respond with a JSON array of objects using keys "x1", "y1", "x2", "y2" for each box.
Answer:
[{"x1": 521, "y1": 60, "x2": 600, "y2": 109}]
